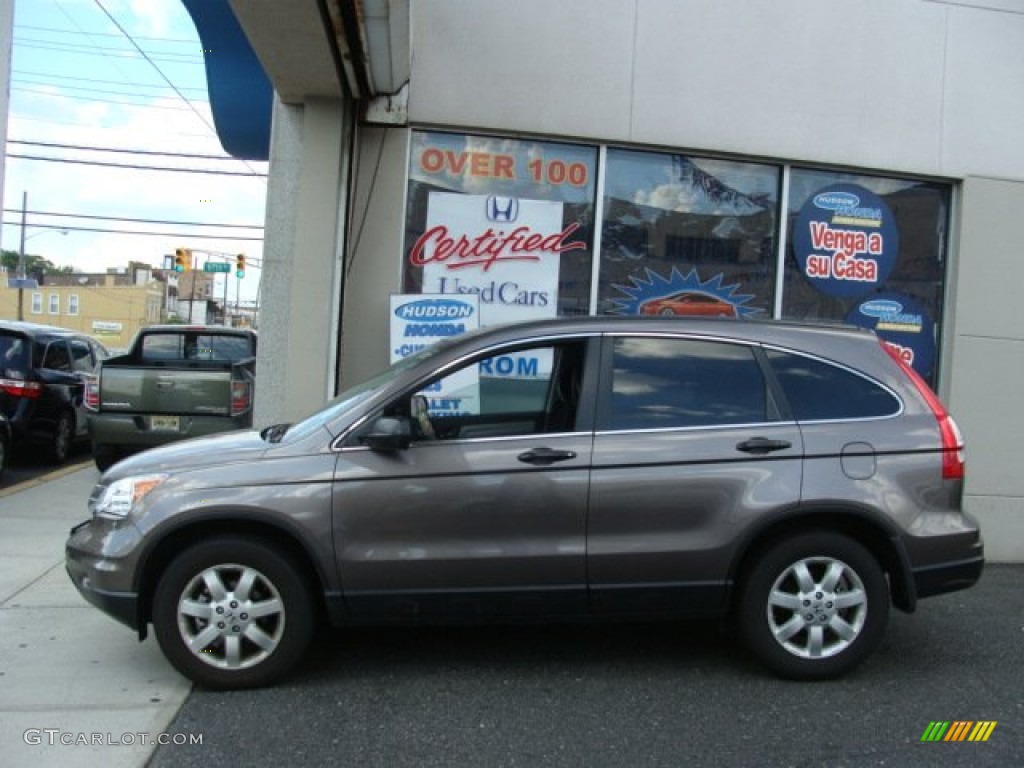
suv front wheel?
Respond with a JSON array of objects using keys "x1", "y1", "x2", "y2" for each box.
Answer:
[
  {"x1": 152, "y1": 536, "x2": 315, "y2": 689},
  {"x1": 738, "y1": 532, "x2": 889, "y2": 680}
]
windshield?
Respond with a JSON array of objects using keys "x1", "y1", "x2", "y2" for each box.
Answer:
[{"x1": 278, "y1": 340, "x2": 454, "y2": 443}]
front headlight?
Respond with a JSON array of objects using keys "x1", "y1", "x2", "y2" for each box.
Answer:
[{"x1": 91, "y1": 474, "x2": 169, "y2": 520}]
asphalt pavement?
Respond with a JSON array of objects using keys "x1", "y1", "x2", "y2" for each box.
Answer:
[{"x1": 0, "y1": 464, "x2": 1021, "y2": 767}]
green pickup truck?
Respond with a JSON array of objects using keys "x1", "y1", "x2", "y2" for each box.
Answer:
[{"x1": 85, "y1": 325, "x2": 257, "y2": 470}]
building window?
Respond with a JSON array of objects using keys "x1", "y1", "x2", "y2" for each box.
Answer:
[
  {"x1": 403, "y1": 130, "x2": 598, "y2": 327},
  {"x1": 31, "y1": 292, "x2": 42, "y2": 314},
  {"x1": 783, "y1": 169, "x2": 950, "y2": 384},
  {"x1": 68, "y1": 294, "x2": 79, "y2": 315},
  {"x1": 48, "y1": 293, "x2": 59, "y2": 314},
  {"x1": 598, "y1": 149, "x2": 779, "y2": 318},
  {"x1": 399, "y1": 131, "x2": 950, "y2": 386}
]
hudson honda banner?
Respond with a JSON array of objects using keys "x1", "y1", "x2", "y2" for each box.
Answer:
[
  {"x1": 793, "y1": 183, "x2": 899, "y2": 299},
  {"x1": 412, "y1": 191, "x2": 585, "y2": 327},
  {"x1": 390, "y1": 294, "x2": 481, "y2": 416}
]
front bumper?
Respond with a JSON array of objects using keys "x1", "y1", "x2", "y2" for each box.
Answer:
[{"x1": 65, "y1": 518, "x2": 144, "y2": 635}]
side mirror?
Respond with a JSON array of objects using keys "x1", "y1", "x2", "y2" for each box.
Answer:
[{"x1": 364, "y1": 417, "x2": 411, "y2": 453}]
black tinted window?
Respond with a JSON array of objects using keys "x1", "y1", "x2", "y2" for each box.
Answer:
[
  {"x1": 607, "y1": 338, "x2": 767, "y2": 430},
  {"x1": 69, "y1": 339, "x2": 95, "y2": 372},
  {"x1": 767, "y1": 350, "x2": 900, "y2": 420}
]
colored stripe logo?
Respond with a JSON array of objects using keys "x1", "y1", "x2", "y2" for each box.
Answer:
[{"x1": 921, "y1": 721, "x2": 997, "y2": 742}]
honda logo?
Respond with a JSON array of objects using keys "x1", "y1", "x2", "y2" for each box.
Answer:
[{"x1": 486, "y1": 196, "x2": 519, "y2": 223}]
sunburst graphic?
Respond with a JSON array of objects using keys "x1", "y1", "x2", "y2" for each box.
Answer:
[{"x1": 610, "y1": 267, "x2": 759, "y2": 318}]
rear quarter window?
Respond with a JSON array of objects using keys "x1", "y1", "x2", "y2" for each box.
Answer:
[{"x1": 766, "y1": 349, "x2": 900, "y2": 421}]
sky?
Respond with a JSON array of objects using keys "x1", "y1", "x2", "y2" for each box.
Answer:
[{"x1": 3, "y1": 0, "x2": 268, "y2": 301}]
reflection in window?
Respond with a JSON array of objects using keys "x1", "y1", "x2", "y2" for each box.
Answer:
[
  {"x1": 607, "y1": 338, "x2": 767, "y2": 430},
  {"x1": 599, "y1": 149, "x2": 779, "y2": 318},
  {"x1": 767, "y1": 350, "x2": 900, "y2": 421}
]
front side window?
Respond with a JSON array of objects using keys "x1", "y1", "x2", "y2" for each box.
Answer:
[
  {"x1": 369, "y1": 341, "x2": 588, "y2": 444},
  {"x1": 766, "y1": 350, "x2": 900, "y2": 421},
  {"x1": 69, "y1": 338, "x2": 95, "y2": 372},
  {"x1": 42, "y1": 341, "x2": 71, "y2": 372},
  {"x1": 603, "y1": 337, "x2": 767, "y2": 431}
]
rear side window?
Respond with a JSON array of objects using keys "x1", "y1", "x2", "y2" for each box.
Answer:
[
  {"x1": 1, "y1": 334, "x2": 29, "y2": 374},
  {"x1": 605, "y1": 337, "x2": 767, "y2": 430},
  {"x1": 766, "y1": 350, "x2": 900, "y2": 421}
]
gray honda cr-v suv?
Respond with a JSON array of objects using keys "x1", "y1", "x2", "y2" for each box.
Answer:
[{"x1": 66, "y1": 317, "x2": 983, "y2": 689}]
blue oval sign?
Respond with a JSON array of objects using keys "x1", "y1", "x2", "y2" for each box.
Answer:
[
  {"x1": 394, "y1": 298, "x2": 476, "y2": 321},
  {"x1": 813, "y1": 192, "x2": 860, "y2": 211},
  {"x1": 793, "y1": 183, "x2": 899, "y2": 300}
]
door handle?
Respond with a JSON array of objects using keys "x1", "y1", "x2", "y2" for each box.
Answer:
[
  {"x1": 517, "y1": 447, "x2": 577, "y2": 465},
  {"x1": 736, "y1": 437, "x2": 792, "y2": 455}
]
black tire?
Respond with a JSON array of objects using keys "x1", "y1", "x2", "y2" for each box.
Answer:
[
  {"x1": 49, "y1": 411, "x2": 73, "y2": 464},
  {"x1": 152, "y1": 536, "x2": 316, "y2": 689},
  {"x1": 92, "y1": 443, "x2": 120, "y2": 472},
  {"x1": 738, "y1": 531, "x2": 889, "y2": 680}
]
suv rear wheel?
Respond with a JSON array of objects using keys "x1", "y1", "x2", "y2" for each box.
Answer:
[
  {"x1": 738, "y1": 532, "x2": 889, "y2": 680},
  {"x1": 152, "y1": 536, "x2": 315, "y2": 689},
  {"x1": 49, "y1": 411, "x2": 73, "y2": 464}
]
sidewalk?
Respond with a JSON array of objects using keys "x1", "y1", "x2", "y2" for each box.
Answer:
[{"x1": 0, "y1": 463, "x2": 191, "y2": 768}]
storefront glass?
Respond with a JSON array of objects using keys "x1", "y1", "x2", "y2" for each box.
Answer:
[
  {"x1": 402, "y1": 131, "x2": 951, "y2": 384},
  {"x1": 598, "y1": 149, "x2": 779, "y2": 318},
  {"x1": 403, "y1": 131, "x2": 598, "y2": 325},
  {"x1": 783, "y1": 169, "x2": 950, "y2": 382}
]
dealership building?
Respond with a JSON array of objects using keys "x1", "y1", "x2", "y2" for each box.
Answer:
[{"x1": 188, "y1": 0, "x2": 1024, "y2": 559}]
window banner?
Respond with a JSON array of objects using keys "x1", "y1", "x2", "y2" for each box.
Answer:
[
  {"x1": 792, "y1": 183, "x2": 899, "y2": 299},
  {"x1": 390, "y1": 294, "x2": 481, "y2": 416},
  {"x1": 411, "y1": 191, "x2": 582, "y2": 327}
]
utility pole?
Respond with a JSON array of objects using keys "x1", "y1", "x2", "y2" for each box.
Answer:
[{"x1": 16, "y1": 190, "x2": 26, "y2": 321}]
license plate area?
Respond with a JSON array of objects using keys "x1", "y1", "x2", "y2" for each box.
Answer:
[{"x1": 150, "y1": 415, "x2": 180, "y2": 432}]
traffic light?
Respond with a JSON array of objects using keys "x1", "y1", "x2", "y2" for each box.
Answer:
[
  {"x1": 174, "y1": 248, "x2": 192, "y2": 272},
  {"x1": 235, "y1": 253, "x2": 246, "y2": 278}
]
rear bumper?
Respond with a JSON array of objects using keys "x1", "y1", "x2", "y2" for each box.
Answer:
[
  {"x1": 912, "y1": 552, "x2": 985, "y2": 599},
  {"x1": 88, "y1": 412, "x2": 251, "y2": 449}
]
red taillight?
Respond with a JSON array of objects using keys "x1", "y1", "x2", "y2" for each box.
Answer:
[
  {"x1": 84, "y1": 375, "x2": 100, "y2": 411},
  {"x1": 0, "y1": 378, "x2": 43, "y2": 399},
  {"x1": 881, "y1": 341, "x2": 965, "y2": 480},
  {"x1": 230, "y1": 380, "x2": 252, "y2": 417}
]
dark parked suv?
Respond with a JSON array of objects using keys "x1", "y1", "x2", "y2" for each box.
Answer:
[
  {"x1": 66, "y1": 317, "x2": 983, "y2": 689},
  {"x1": 1, "y1": 321, "x2": 108, "y2": 463}
]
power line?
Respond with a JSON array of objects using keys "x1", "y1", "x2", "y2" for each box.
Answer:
[
  {"x1": 12, "y1": 85, "x2": 201, "y2": 111},
  {"x1": 8, "y1": 140, "x2": 257, "y2": 163},
  {"x1": 5, "y1": 153, "x2": 268, "y2": 177},
  {"x1": 15, "y1": 39, "x2": 203, "y2": 63},
  {"x1": 15, "y1": 23, "x2": 200, "y2": 45},
  {"x1": 3, "y1": 208, "x2": 264, "y2": 230},
  {"x1": 1, "y1": 220, "x2": 265, "y2": 242},
  {"x1": 11, "y1": 78, "x2": 209, "y2": 103},
  {"x1": 14, "y1": 68, "x2": 207, "y2": 93},
  {"x1": 91, "y1": 0, "x2": 264, "y2": 182}
]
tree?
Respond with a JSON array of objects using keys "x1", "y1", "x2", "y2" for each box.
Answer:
[{"x1": 1, "y1": 250, "x2": 72, "y2": 275}]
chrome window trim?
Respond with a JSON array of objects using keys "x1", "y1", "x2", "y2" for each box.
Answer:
[{"x1": 337, "y1": 429, "x2": 589, "y2": 453}]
